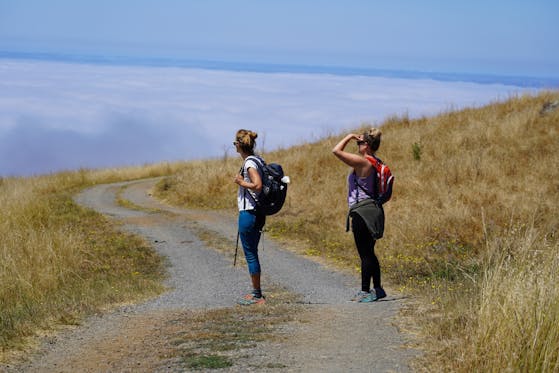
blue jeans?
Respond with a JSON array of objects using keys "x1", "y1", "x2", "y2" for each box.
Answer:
[{"x1": 238, "y1": 210, "x2": 266, "y2": 275}]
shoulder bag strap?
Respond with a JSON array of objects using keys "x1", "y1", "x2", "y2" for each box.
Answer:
[
  {"x1": 240, "y1": 157, "x2": 259, "y2": 209},
  {"x1": 353, "y1": 171, "x2": 380, "y2": 204}
]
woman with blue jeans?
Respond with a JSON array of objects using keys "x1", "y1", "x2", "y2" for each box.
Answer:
[{"x1": 234, "y1": 129, "x2": 266, "y2": 305}]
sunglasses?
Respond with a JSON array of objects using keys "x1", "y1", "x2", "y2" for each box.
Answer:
[
  {"x1": 233, "y1": 141, "x2": 239, "y2": 146},
  {"x1": 356, "y1": 140, "x2": 367, "y2": 146}
]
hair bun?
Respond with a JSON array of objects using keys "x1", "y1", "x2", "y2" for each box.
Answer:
[
  {"x1": 363, "y1": 127, "x2": 382, "y2": 152},
  {"x1": 235, "y1": 129, "x2": 258, "y2": 152},
  {"x1": 368, "y1": 128, "x2": 382, "y2": 137}
]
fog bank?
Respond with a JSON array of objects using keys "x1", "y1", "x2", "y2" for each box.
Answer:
[{"x1": 0, "y1": 59, "x2": 535, "y2": 176}]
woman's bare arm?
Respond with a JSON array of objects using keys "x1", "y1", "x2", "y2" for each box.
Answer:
[
  {"x1": 234, "y1": 167, "x2": 262, "y2": 192},
  {"x1": 332, "y1": 134, "x2": 370, "y2": 171}
]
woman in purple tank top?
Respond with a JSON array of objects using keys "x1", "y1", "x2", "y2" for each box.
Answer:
[{"x1": 332, "y1": 128, "x2": 387, "y2": 303}]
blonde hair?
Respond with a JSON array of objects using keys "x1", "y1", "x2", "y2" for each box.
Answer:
[
  {"x1": 363, "y1": 128, "x2": 382, "y2": 152},
  {"x1": 235, "y1": 129, "x2": 258, "y2": 154}
]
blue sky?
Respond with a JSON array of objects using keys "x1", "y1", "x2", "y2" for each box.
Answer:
[{"x1": 1, "y1": 0, "x2": 558, "y2": 77}]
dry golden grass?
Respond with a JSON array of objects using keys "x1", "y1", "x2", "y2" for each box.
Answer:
[
  {"x1": 0, "y1": 162, "x2": 183, "y2": 356},
  {"x1": 473, "y1": 225, "x2": 558, "y2": 372},
  {"x1": 3, "y1": 92, "x2": 557, "y2": 369},
  {"x1": 156, "y1": 91, "x2": 559, "y2": 371}
]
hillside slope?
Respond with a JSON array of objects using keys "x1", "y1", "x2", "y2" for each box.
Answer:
[{"x1": 157, "y1": 91, "x2": 559, "y2": 371}]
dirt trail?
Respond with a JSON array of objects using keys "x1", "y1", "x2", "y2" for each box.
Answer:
[{"x1": 3, "y1": 178, "x2": 418, "y2": 372}]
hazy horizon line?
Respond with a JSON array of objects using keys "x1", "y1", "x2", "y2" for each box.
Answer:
[{"x1": 2, "y1": 50, "x2": 558, "y2": 89}]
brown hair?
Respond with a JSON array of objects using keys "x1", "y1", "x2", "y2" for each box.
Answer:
[
  {"x1": 235, "y1": 129, "x2": 258, "y2": 154},
  {"x1": 363, "y1": 128, "x2": 382, "y2": 152}
]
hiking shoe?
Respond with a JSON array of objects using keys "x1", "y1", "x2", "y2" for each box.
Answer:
[
  {"x1": 238, "y1": 294, "x2": 266, "y2": 306},
  {"x1": 351, "y1": 291, "x2": 374, "y2": 303},
  {"x1": 373, "y1": 287, "x2": 387, "y2": 300}
]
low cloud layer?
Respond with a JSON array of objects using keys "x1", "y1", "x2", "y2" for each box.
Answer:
[
  {"x1": 0, "y1": 114, "x2": 209, "y2": 175},
  {"x1": 0, "y1": 60, "x2": 535, "y2": 176}
]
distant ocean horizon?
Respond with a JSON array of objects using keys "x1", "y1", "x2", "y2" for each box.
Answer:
[
  {"x1": 1, "y1": 50, "x2": 558, "y2": 89},
  {"x1": 0, "y1": 49, "x2": 550, "y2": 177}
]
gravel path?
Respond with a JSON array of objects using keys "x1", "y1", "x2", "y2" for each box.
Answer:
[{"x1": 3, "y1": 178, "x2": 418, "y2": 372}]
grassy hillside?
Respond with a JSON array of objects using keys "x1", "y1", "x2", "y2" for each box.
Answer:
[
  {"x1": 2, "y1": 91, "x2": 557, "y2": 370},
  {"x1": 0, "y1": 163, "x2": 181, "y2": 356},
  {"x1": 156, "y1": 91, "x2": 559, "y2": 371}
]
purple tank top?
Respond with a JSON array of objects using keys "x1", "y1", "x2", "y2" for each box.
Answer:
[{"x1": 348, "y1": 172, "x2": 375, "y2": 207}]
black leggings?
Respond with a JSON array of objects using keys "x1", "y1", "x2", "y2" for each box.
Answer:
[{"x1": 351, "y1": 213, "x2": 381, "y2": 292}]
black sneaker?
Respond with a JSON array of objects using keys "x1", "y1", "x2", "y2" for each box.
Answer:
[{"x1": 373, "y1": 287, "x2": 387, "y2": 300}]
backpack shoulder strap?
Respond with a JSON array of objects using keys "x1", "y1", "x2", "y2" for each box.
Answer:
[
  {"x1": 365, "y1": 154, "x2": 382, "y2": 167},
  {"x1": 241, "y1": 155, "x2": 258, "y2": 173},
  {"x1": 240, "y1": 156, "x2": 262, "y2": 209},
  {"x1": 246, "y1": 155, "x2": 265, "y2": 165},
  {"x1": 245, "y1": 155, "x2": 265, "y2": 177},
  {"x1": 353, "y1": 170, "x2": 376, "y2": 200}
]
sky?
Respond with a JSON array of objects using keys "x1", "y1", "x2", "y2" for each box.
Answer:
[
  {"x1": 1, "y1": 0, "x2": 558, "y2": 77},
  {"x1": 0, "y1": 1, "x2": 556, "y2": 176}
]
